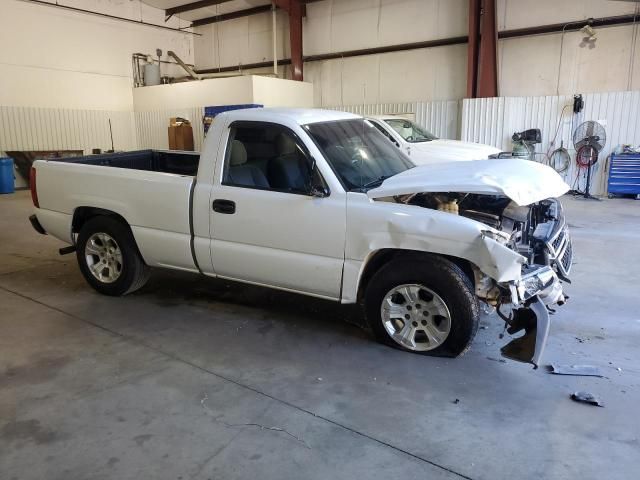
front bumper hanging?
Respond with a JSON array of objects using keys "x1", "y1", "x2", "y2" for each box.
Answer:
[
  {"x1": 500, "y1": 265, "x2": 565, "y2": 367},
  {"x1": 501, "y1": 296, "x2": 551, "y2": 367}
]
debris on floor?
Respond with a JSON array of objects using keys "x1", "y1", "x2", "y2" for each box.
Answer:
[
  {"x1": 452, "y1": 398, "x2": 460, "y2": 404},
  {"x1": 570, "y1": 391, "x2": 604, "y2": 407},
  {"x1": 486, "y1": 356, "x2": 507, "y2": 363},
  {"x1": 548, "y1": 364, "x2": 603, "y2": 377}
]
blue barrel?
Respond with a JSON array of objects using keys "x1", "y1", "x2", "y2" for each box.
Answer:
[{"x1": 0, "y1": 158, "x2": 15, "y2": 194}]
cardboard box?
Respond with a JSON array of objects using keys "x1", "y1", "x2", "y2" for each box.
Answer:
[{"x1": 168, "y1": 124, "x2": 194, "y2": 151}]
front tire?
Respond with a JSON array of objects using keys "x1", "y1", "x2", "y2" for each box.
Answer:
[
  {"x1": 364, "y1": 255, "x2": 479, "y2": 357},
  {"x1": 76, "y1": 216, "x2": 150, "y2": 296}
]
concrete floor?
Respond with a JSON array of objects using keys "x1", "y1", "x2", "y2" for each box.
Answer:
[{"x1": 1, "y1": 190, "x2": 639, "y2": 480}]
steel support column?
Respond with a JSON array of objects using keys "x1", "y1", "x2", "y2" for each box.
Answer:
[
  {"x1": 466, "y1": 0, "x2": 480, "y2": 98},
  {"x1": 273, "y1": 0, "x2": 304, "y2": 81},
  {"x1": 467, "y1": 0, "x2": 498, "y2": 98}
]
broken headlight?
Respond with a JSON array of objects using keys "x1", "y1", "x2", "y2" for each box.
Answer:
[{"x1": 481, "y1": 229, "x2": 510, "y2": 244}]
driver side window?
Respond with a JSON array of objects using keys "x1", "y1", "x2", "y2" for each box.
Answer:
[{"x1": 223, "y1": 122, "x2": 319, "y2": 195}]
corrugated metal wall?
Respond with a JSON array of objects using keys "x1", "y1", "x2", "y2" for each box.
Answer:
[
  {"x1": 326, "y1": 100, "x2": 461, "y2": 140},
  {"x1": 0, "y1": 106, "x2": 206, "y2": 157},
  {"x1": 135, "y1": 107, "x2": 205, "y2": 151},
  {"x1": 461, "y1": 91, "x2": 640, "y2": 195},
  {"x1": 0, "y1": 106, "x2": 136, "y2": 153},
  {"x1": 4, "y1": 93, "x2": 638, "y2": 196}
]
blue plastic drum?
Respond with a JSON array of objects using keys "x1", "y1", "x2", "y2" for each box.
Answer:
[{"x1": 0, "y1": 158, "x2": 15, "y2": 194}]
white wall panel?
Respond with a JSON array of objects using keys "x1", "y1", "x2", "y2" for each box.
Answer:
[
  {"x1": 327, "y1": 100, "x2": 460, "y2": 139},
  {"x1": 135, "y1": 108, "x2": 205, "y2": 151},
  {"x1": 0, "y1": 106, "x2": 136, "y2": 153},
  {"x1": 461, "y1": 90, "x2": 640, "y2": 195}
]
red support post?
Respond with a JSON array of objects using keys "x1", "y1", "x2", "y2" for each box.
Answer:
[
  {"x1": 273, "y1": 0, "x2": 304, "y2": 81},
  {"x1": 467, "y1": 0, "x2": 480, "y2": 98},
  {"x1": 477, "y1": 0, "x2": 498, "y2": 97},
  {"x1": 467, "y1": 0, "x2": 498, "y2": 98}
]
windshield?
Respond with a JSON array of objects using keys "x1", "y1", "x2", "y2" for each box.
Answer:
[
  {"x1": 384, "y1": 119, "x2": 438, "y2": 143},
  {"x1": 305, "y1": 119, "x2": 414, "y2": 191}
]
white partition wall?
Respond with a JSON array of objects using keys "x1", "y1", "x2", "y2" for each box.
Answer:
[
  {"x1": 0, "y1": 107, "x2": 136, "y2": 153},
  {"x1": 135, "y1": 108, "x2": 205, "y2": 151}
]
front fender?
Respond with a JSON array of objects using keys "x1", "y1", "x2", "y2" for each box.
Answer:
[{"x1": 344, "y1": 194, "x2": 525, "y2": 297}]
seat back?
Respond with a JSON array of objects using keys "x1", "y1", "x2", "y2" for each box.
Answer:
[
  {"x1": 227, "y1": 140, "x2": 270, "y2": 188},
  {"x1": 268, "y1": 134, "x2": 310, "y2": 192}
]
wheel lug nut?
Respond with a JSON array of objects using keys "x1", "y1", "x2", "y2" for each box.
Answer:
[
  {"x1": 412, "y1": 321, "x2": 418, "y2": 327},
  {"x1": 406, "y1": 305, "x2": 412, "y2": 311},
  {"x1": 423, "y1": 311, "x2": 429, "y2": 316},
  {"x1": 415, "y1": 304, "x2": 421, "y2": 309},
  {"x1": 421, "y1": 320, "x2": 427, "y2": 326},
  {"x1": 404, "y1": 314, "x2": 410, "y2": 320}
]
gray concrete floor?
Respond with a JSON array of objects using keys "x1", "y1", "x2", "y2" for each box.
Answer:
[{"x1": 1, "y1": 190, "x2": 639, "y2": 480}]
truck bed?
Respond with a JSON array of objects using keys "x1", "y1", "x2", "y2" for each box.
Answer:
[
  {"x1": 53, "y1": 150, "x2": 200, "y2": 177},
  {"x1": 34, "y1": 150, "x2": 200, "y2": 272}
]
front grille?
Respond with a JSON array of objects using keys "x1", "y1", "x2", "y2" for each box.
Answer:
[
  {"x1": 547, "y1": 226, "x2": 572, "y2": 279},
  {"x1": 552, "y1": 230, "x2": 564, "y2": 250},
  {"x1": 560, "y1": 238, "x2": 573, "y2": 273}
]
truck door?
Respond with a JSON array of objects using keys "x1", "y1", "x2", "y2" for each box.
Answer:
[{"x1": 208, "y1": 121, "x2": 347, "y2": 300}]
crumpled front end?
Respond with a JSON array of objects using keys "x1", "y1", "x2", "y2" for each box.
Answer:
[
  {"x1": 471, "y1": 199, "x2": 573, "y2": 367},
  {"x1": 389, "y1": 192, "x2": 572, "y2": 367}
]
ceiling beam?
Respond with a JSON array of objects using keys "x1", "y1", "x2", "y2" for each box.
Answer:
[
  {"x1": 166, "y1": 0, "x2": 233, "y2": 17},
  {"x1": 191, "y1": 5, "x2": 272, "y2": 26}
]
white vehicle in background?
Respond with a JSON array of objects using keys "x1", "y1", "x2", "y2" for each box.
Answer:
[
  {"x1": 29, "y1": 108, "x2": 571, "y2": 366},
  {"x1": 367, "y1": 115, "x2": 501, "y2": 164}
]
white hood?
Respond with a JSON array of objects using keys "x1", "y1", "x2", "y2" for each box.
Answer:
[
  {"x1": 409, "y1": 139, "x2": 501, "y2": 164},
  {"x1": 367, "y1": 159, "x2": 570, "y2": 206}
]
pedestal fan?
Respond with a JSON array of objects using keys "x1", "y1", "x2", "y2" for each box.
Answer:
[{"x1": 572, "y1": 120, "x2": 606, "y2": 200}]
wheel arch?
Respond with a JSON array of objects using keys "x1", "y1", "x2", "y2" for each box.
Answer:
[
  {"x1": 356, "y1": 248, "x2": 476, "y2": 303},
  {"x1": 72, "y1": 207, "x2": 147, "y2": 264},
  {"x1": 72, "y1": 206, "x2": 132, "y2": 235}
]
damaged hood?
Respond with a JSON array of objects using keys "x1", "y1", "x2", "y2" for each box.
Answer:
[
  {"x1": 368, "y1": 158, "x2": 570, "y2": 206},
  {"x1": 409, "y1": 139, "x2": 501, "y2": 163}
]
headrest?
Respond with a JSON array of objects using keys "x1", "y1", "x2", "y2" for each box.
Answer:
[
  {"x1": 276, "y1": 133, "x2": 297, "y2": 156},
  {"x1": 230, "y1": 140, "x2": 247, "y2": 166}
]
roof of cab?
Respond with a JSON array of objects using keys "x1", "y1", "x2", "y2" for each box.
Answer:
[
  {"x1": 367, "y1": 115, "x2": 403, "y2": 121},
  {"x1": 216, "y1": 108, "x2": 361, "y2": 125}
]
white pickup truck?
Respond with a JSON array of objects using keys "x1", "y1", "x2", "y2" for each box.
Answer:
[
  {"x1": 29, "y1": 109, "x2": 572, "y2": 366},
  {"x1": 367, "y1": 116, "x2": 501, "y2": 164}
]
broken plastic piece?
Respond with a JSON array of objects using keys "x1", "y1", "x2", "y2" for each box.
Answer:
[
  {"x1": 548, "y1": 364, "x2": 603, "y2": 377},
  {"x1": 500, "y1": 296, "x2": 550, "y2": 367},
  {"x1": 570, "y1": 391, "x2": 604, "y2": 407}
]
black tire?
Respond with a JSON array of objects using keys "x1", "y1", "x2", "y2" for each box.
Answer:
[
  {"x1": 364, "y1": 255, "x2": 479, "y2": 357},
  {"x1": 76, "y1": 216, "x2": 150, "y2": 296}
]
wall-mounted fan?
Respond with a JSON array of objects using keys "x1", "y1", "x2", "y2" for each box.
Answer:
[{"x1": 572, "y1": 120, "x2": 606, "y2": 199}]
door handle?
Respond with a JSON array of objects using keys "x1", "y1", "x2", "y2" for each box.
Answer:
[{"x1": 212, "y1": 199, "x2": 236, "y2": 214}]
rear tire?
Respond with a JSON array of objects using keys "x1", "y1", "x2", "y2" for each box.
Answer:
[
  {"x1": 76, "y1": 216, "x2": 150, "y2": 296},
  {"x1": 364, "y1": 255, "x2": 479, "y2": 357}
]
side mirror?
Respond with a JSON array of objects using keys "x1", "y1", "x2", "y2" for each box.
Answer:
[{"x1": 310, "y1": 184, "x2": 330, "y2": 198}]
